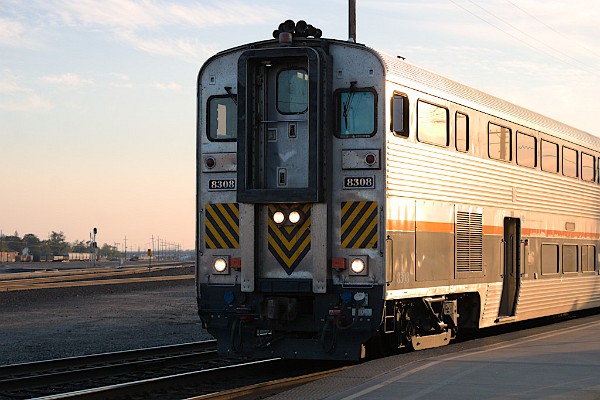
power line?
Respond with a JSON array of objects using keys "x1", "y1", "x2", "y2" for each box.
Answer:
[
  {"x1": 504, "y1": 0, "x2": 600, "y2": 60},
  {"x1": 448, "y1": 0, "x2": 600, "y2": 78}
]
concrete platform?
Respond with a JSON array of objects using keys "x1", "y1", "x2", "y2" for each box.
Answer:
[{"x1": 274, "y1": 312, "x2": 600, "y2": 399}]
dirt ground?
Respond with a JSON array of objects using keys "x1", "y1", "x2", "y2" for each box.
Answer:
[{"x1": 0, "y1": 278, "x2": 212, "y2": 365}]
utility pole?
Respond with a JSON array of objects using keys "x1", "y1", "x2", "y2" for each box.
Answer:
[
  {"x1": 124, "y1": 236, "x2": 127, "y2": 261},
  {"x1": 349, "y1": 0, "x2": 357, "y2": 42}
]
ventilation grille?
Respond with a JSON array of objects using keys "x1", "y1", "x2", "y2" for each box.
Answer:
[{"x1": 456, "y1": 211, "x2": 483, "y2": 273}]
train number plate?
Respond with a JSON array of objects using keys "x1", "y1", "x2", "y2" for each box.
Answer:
[
  {"x1": 343, "y1": 176, "x2": 375, "y2": 189},
  {"x1": 208, "y1": 179, "x2": 236, "y2": 191}
]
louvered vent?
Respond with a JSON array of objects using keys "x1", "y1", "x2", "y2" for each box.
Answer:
[{"x1": 456, "y1": 211, "x2": 483, "y2": 273}]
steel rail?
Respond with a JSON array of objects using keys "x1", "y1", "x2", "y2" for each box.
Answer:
[
  {"x1": 0, "y1": 340, "x2": 217, "y2": 392},
  {"x1": 31, "y1": 358, "x2": 282, "y2": 400}
]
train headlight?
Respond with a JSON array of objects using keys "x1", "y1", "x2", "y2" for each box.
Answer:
[
  {"x1": 349, "y1": 256, "x2": 368, "y2": 276},
  {"x1": 273, "y1": 211, "x2": 285, "y2": 224},
  {"x1": 288, "y1": 211, "x2": 301, "y2": 224},
  {"x1": 213, "y1": 256, "x2": 229, "y2": 274}
]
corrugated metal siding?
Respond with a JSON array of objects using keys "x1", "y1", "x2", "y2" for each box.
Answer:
[
  {"x1": 481, "y1": 283, "x2": 503, "y2": 320},
  {"x1": 378, "y1": 52, "x2": 600, "y2": 148},
  {"x1": 386, "y1": 140, "x2": 600, "y2": 219},
  {"x1": 517, "y1": 277, "x2": 600, "y2": 315}
]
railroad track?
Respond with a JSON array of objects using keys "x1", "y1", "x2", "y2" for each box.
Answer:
[
  {"x1": 24, "y1": 359, "x2": 349, "y2": 400},
  {"x1": 0, "y1": 264, "x2": 194, "y2": 292},
  {"x1": 0, "y1": 340, "x2": 219, "y2": 399},
  {"x1": 0, "y1": 339, "x2": 349, "y2": 400}
]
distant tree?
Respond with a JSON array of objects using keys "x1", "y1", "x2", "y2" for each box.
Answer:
[
  {"x1": 22, "y1": 234, "x2": 42, "y2": 259},
  {"x1": 71, "y1": 240, "x2": 88, "y2": 253},
  {"x1": 3, "y1": 234, "x2": 23, "y2": 252},
  {"x1": 99, "y1": 243, "x2": 120, "y2": 259},
  {"x1": 46, "y1": 231, "x2": 71, "y2": 255}
]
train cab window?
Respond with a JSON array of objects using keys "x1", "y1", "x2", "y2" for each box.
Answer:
[
  {"x1": 417, "y1": 100, "x2": 448, "y2": 146},
  {"x1": 336, "y1": 88, "x2": 377, "y2": 137},
  {"x1": 391, "y1": 93, "x2": 409, "y2": 137},
  {"x1": 563, "y1": 244, "x2": 578, "y2": 273},
  {"x1": 541, "y1": 140, "x2": 559, "y2": 173},
  {"x1": 516, "y1": 132, "x2": 537, "y2": 168},
  {"x1": 277, "y1": 69, "x2": 308, "y2": 114},
  {"x1": 541, "y1": 244, "x2": 559, "y2": 275},
  {"x1": 455, "y1": 112, "x2": 469, "y2": 152},
  {"x1": 488, "y1": 123, "x2": 512, "y2": 161},
  {"x1": 562, "y1": 147, "x2": 578, "y2": 178},
  {"x1": 581, "y1": 153, "x2": 596, "y2": 182},
  {"x1": 582, "y1": 245, "x2": 596, "y2": 272},
  {"x1": 207, "y1": 95, "x2": 237, "y2": 141}
]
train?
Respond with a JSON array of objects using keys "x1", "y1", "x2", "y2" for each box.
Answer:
[{"x1": 195, "y1": 19, "x2": 600, "y2": 360}]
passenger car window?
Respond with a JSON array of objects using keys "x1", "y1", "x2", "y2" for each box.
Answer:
[
  {"x1": 455, "y1": 112, "x2": 469, "y2": 152},
  {"x1": 516, "y1": 132, "x2": 537, "y2": 168},
  {"x1": 563, "y1": 244, "x2": 578, "y2": 273},
  {"x1": 277, "y1": 69, "x2": 308, "y2": 114},
  {"x1": 417, "y1": 100, "x2": 448, "y2": 146},
  {"x1": 563, "y1": 147, "x2": 578, "y2": 178},
  {"x1": 541, "y1": 140, "x2": 558, "y2": 173},
  {"x1": 207, "y1": 95, "x2": 237, "y2": 141},
  {"x1": 582, "y1": 245, "x2": 596, "y2": 272},
  {"x1": 337, "y1": 89, "x2": 376, "y2": 137},
  {"x1": 488, "y1": 123, "x2": 512, "y2": 161},
  {"x1": 581, "y1": 153, "x2": 595, "y2": 182},
  {"x1": 391, "y1": 93, "x2": 409, "y2": 137},
  {"x1": 541, "y1": 244, "x2": 559, "y2": 275}
]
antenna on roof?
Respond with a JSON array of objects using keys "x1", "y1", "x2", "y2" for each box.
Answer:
[{"x1": 349, "y1": 0, "x2": 356, "y2": 43}]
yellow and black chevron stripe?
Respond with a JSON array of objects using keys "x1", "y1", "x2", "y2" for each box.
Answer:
[
  {"x1": 205, "y1": 203, "x2": 239, "y2": 249},
  {"x1": 268, "y1": 204, "x2": 311, "y2": 275},
  {"x1": 341, "y1": 201, "x2": 378, "y2": 248}
]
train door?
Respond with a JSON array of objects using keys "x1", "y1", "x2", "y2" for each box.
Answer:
[
  {"x1": 236, "y1": 47, "x2": 328, "y2": 292},
  {"x1": 499, "y1": 217, "x2": 520, "y2": 317}
]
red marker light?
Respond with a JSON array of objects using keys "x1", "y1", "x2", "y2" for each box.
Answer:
[
  {"x1": 365, "y1": 153, "x2": 376, "y2": 165},
  {"x1": 205, "y1": 157, "x2": 216, "y2": 169}
]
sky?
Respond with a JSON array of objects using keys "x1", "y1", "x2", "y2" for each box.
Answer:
[{"x1": 1, "y1": 0, "x2": 599, "y2": 251}]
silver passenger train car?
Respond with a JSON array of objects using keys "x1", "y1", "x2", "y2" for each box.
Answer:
[{"x1": 196, "y1": 20, "x2": 600, "y2": 360}]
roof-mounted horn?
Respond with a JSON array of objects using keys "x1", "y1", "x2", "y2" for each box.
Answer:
[{"x1": 272, "y1": 20, "x2": 322, "y2": 42}]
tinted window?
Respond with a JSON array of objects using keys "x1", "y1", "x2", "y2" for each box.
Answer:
[
  {"x1": 563, "y1": 147, "x2": 578, "y2": 178},
  {"x1": 488, "y1": 123, "x2": 512, "y2": 161},
  {"x1": 516, "y1": 132, "x2": 537, "y2": 168},
  {"x1": 541, "y1": 140, "x2": 558, "y2": 172},
  {"x1": 417, "y1": 100, "x2": 448, "y2": 146},
  {"x1": 542, "y1": 244, "x2": 559, "y2": 275},
  {"x1": 208, "y1": 96, "x2": 237, "y2": 141},
  {"x1": 581, "y1": 153, "x2": 595, "y2": 182},
  {"x1": 563, "y1": 244, "x2": 578, "y2": 273},
  {"x1": 277, "y1": 69, "x2": 308, "y2": 114},
  {"x1": 392, "y1": 93, "x2": 409, "y2": 137},
  {"x1": 582, "y1": 245, "x2": 596, "y2": 272},
  {"x1": 456, "y1": 112, "x2": 469, "y2": 152},
  {"x1": 338, "y1": 89, "x2": 376, "y2": 136}
]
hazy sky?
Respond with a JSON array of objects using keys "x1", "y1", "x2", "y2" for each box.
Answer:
[{"x1": 1, "y1": 0, "x2": 599, "y2": 251}]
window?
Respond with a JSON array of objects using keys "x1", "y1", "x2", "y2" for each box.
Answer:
[
  {"x1": 563, "y1": 244, "x2": 578, "y2": 273},
  {"x1": 581, "y1": 153, "x2": 596, "y2": 182},
  {"x1": 541, "y1": 244, "x2": 559, "y2": 275},
  {"x1": 207, "y1": 95, "x2": 237, "y2": 141},
  {"x1": 516, "y1": 132, "x2": 537, "y2": 168},
  {"x1": 391, "y1": 93, "x2": 409, "y2": 137},
  {"x1": 456, "y1": 112, "x2": 469, "y2": 152},
  {"x1": 277, "y1": 69, "x2": 308, "y2": 114},
  {"x1": 488, "y1": 123, "x2": 512, "y2": 161},
  {"x1": 582, "y1": 245, "x2": 596, "y2": 272},
  {"x1": 417, "y1": 100, "x2": 448, "y2": 146},
  {"x1": 563, "y1": 147, "x2": 578, "y2": 178},
  {"x1": 541, "y1": 140, "x2": 559, "y2": 173},
  {"x1": 337, "y1": 88, "x2": 376, "y2": 137}
]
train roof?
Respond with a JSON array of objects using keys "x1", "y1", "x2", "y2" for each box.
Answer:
[
  {"x1": 203, "y1": 36, "x2": 599, "y2": 149},
  {"x1": 376, "y1": 51, "x2": 600, "y2": 149}
]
